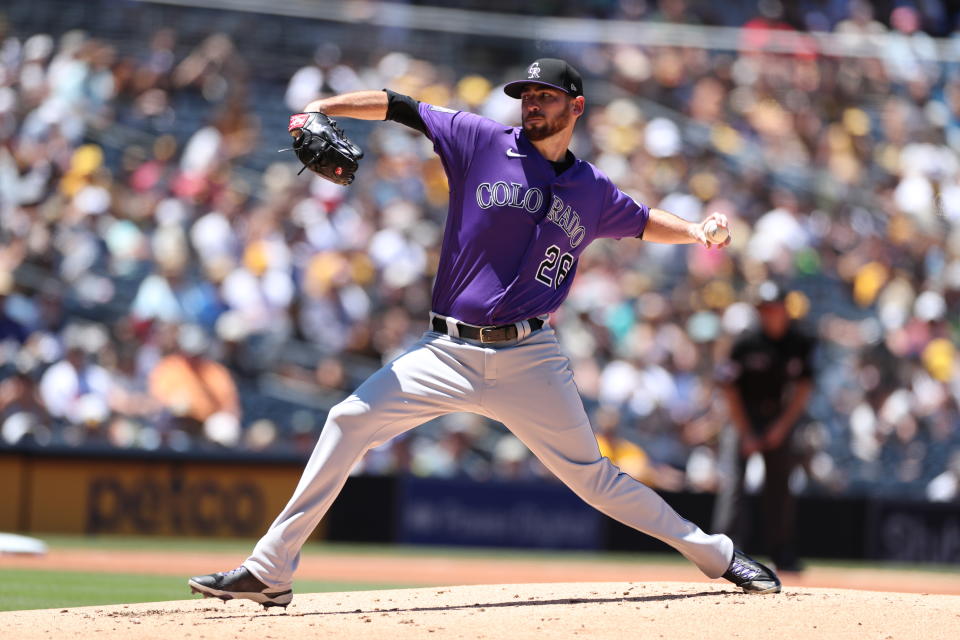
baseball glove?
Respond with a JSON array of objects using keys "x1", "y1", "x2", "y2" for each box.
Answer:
[{"x1": 286, "y1": 112, "x2": 363, "y2": 185}]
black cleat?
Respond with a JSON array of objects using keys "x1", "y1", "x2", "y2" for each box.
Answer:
[
  {"x1": 722, "y1": 549, "x2": 782, "y2": 594},
  {"x1": 188, "y1": 566, "x2": 292, "y2": 609}
]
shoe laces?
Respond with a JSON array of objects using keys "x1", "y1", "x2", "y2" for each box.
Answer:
[
  {"x1": 729, "y1": 559, "x2": 760, "y2": 581},
  {"x1": 222, "y1": 566, "x2": 245, "y2": 578}
]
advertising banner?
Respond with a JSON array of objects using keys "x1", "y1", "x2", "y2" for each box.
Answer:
[
  {"x1": 1, "y1": 454, "x2": 305, "y2": 537},
  {"x1": 868, "y1": 501, "x2": 960, "y2": 564},
  {"x1": 0, "y1": 455, "x2": 23, "y2": 531},
  {"x1": 398, "y1": 476, "x2": 602, "y2": 550}
]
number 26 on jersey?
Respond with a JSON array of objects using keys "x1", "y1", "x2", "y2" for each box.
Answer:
[{"x1": 535, "y1": 245, "x2": 574, "y2": 288}]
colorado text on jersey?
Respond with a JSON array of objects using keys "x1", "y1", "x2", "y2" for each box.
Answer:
[{"x1": 474, "y1": 181, "x2": 586, "y2": 248}]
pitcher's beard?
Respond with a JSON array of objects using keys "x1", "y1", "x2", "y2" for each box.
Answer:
[{"x1": 523, "y1": 110, "x2": 572, "y2": 141}]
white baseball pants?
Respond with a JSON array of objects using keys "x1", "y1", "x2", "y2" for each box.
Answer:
[{"x1": 244, "y1": 324, "x2": 734, "y2": 589}]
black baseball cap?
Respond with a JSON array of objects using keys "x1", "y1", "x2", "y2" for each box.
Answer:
[{"x1": 503, "y1": 58, "x2": 584, "y2": 99}]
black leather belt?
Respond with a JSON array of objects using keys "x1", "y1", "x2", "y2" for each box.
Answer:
[{"x1": 431, "y1": 316, "x2": 544, "y2": 343}]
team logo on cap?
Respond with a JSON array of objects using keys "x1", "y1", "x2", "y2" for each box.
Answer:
[{"x1": 527, "y1": 62, "x2": 541, "y2": 79}]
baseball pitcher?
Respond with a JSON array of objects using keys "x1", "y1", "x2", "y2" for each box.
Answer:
[{"x1": 189, "y1": 58, "x2": 781, "y2": 608}]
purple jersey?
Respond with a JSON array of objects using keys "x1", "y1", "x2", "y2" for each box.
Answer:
[{"x1": 419, "y1": 102, "x2": 649, "y2": 326}]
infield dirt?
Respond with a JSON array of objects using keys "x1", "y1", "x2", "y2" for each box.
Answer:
[{"x1": 2, "y1": 581, "x2": 958, "y2": 640}]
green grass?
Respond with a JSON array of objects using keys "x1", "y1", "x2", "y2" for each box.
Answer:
[{"x1": 0, "y1": 568, "x2": 412, "y2": 612}]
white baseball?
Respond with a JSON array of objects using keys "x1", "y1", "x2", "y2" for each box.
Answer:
[{"x1": 704, "y1": 219, "x2": 729, "y2": 244}]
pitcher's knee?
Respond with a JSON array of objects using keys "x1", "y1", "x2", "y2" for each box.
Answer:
[
  {"x1": 322, "y1": 398, "x2": 378, "y2": 443},
  {"x1": 560, "y1": 457, "x2": 624, "y2": 505}
]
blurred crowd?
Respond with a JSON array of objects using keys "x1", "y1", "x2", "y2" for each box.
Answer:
[{"x1": 0, "y1": 0, "x2": 959, "y2": 502}]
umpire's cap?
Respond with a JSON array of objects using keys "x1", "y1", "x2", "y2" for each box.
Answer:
[{"x1": 504, "y1": 58, "x2": 584, "y2": 99}]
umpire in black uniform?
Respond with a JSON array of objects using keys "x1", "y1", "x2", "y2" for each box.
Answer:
[{"x1": 712, "y1": 281, "x2": 816, "y2": 572}]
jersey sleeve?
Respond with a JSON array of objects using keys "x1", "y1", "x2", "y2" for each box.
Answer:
[
  {"x1": 595, "y1": 179, "x2": 650, "y2": 240},
  {"x1": 383, "y1": 89, "x2": 427, "y2": 134},
  {"x1": 418, "y1": 102, "x2": 499, "y2": 181}
]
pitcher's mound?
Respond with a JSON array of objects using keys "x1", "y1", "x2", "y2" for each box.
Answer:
[{"x1": 2, "y1": 581, "x2": 957, "y2": 639}]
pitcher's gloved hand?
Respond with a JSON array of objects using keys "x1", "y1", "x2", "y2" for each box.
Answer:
[{"x1": 286, "y1": 112, "x2": 363, "y2": 185}]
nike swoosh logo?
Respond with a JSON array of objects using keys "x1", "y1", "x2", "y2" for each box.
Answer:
[{"x1": 506, "y1": 148, "x2": 527, "y2": 158}]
